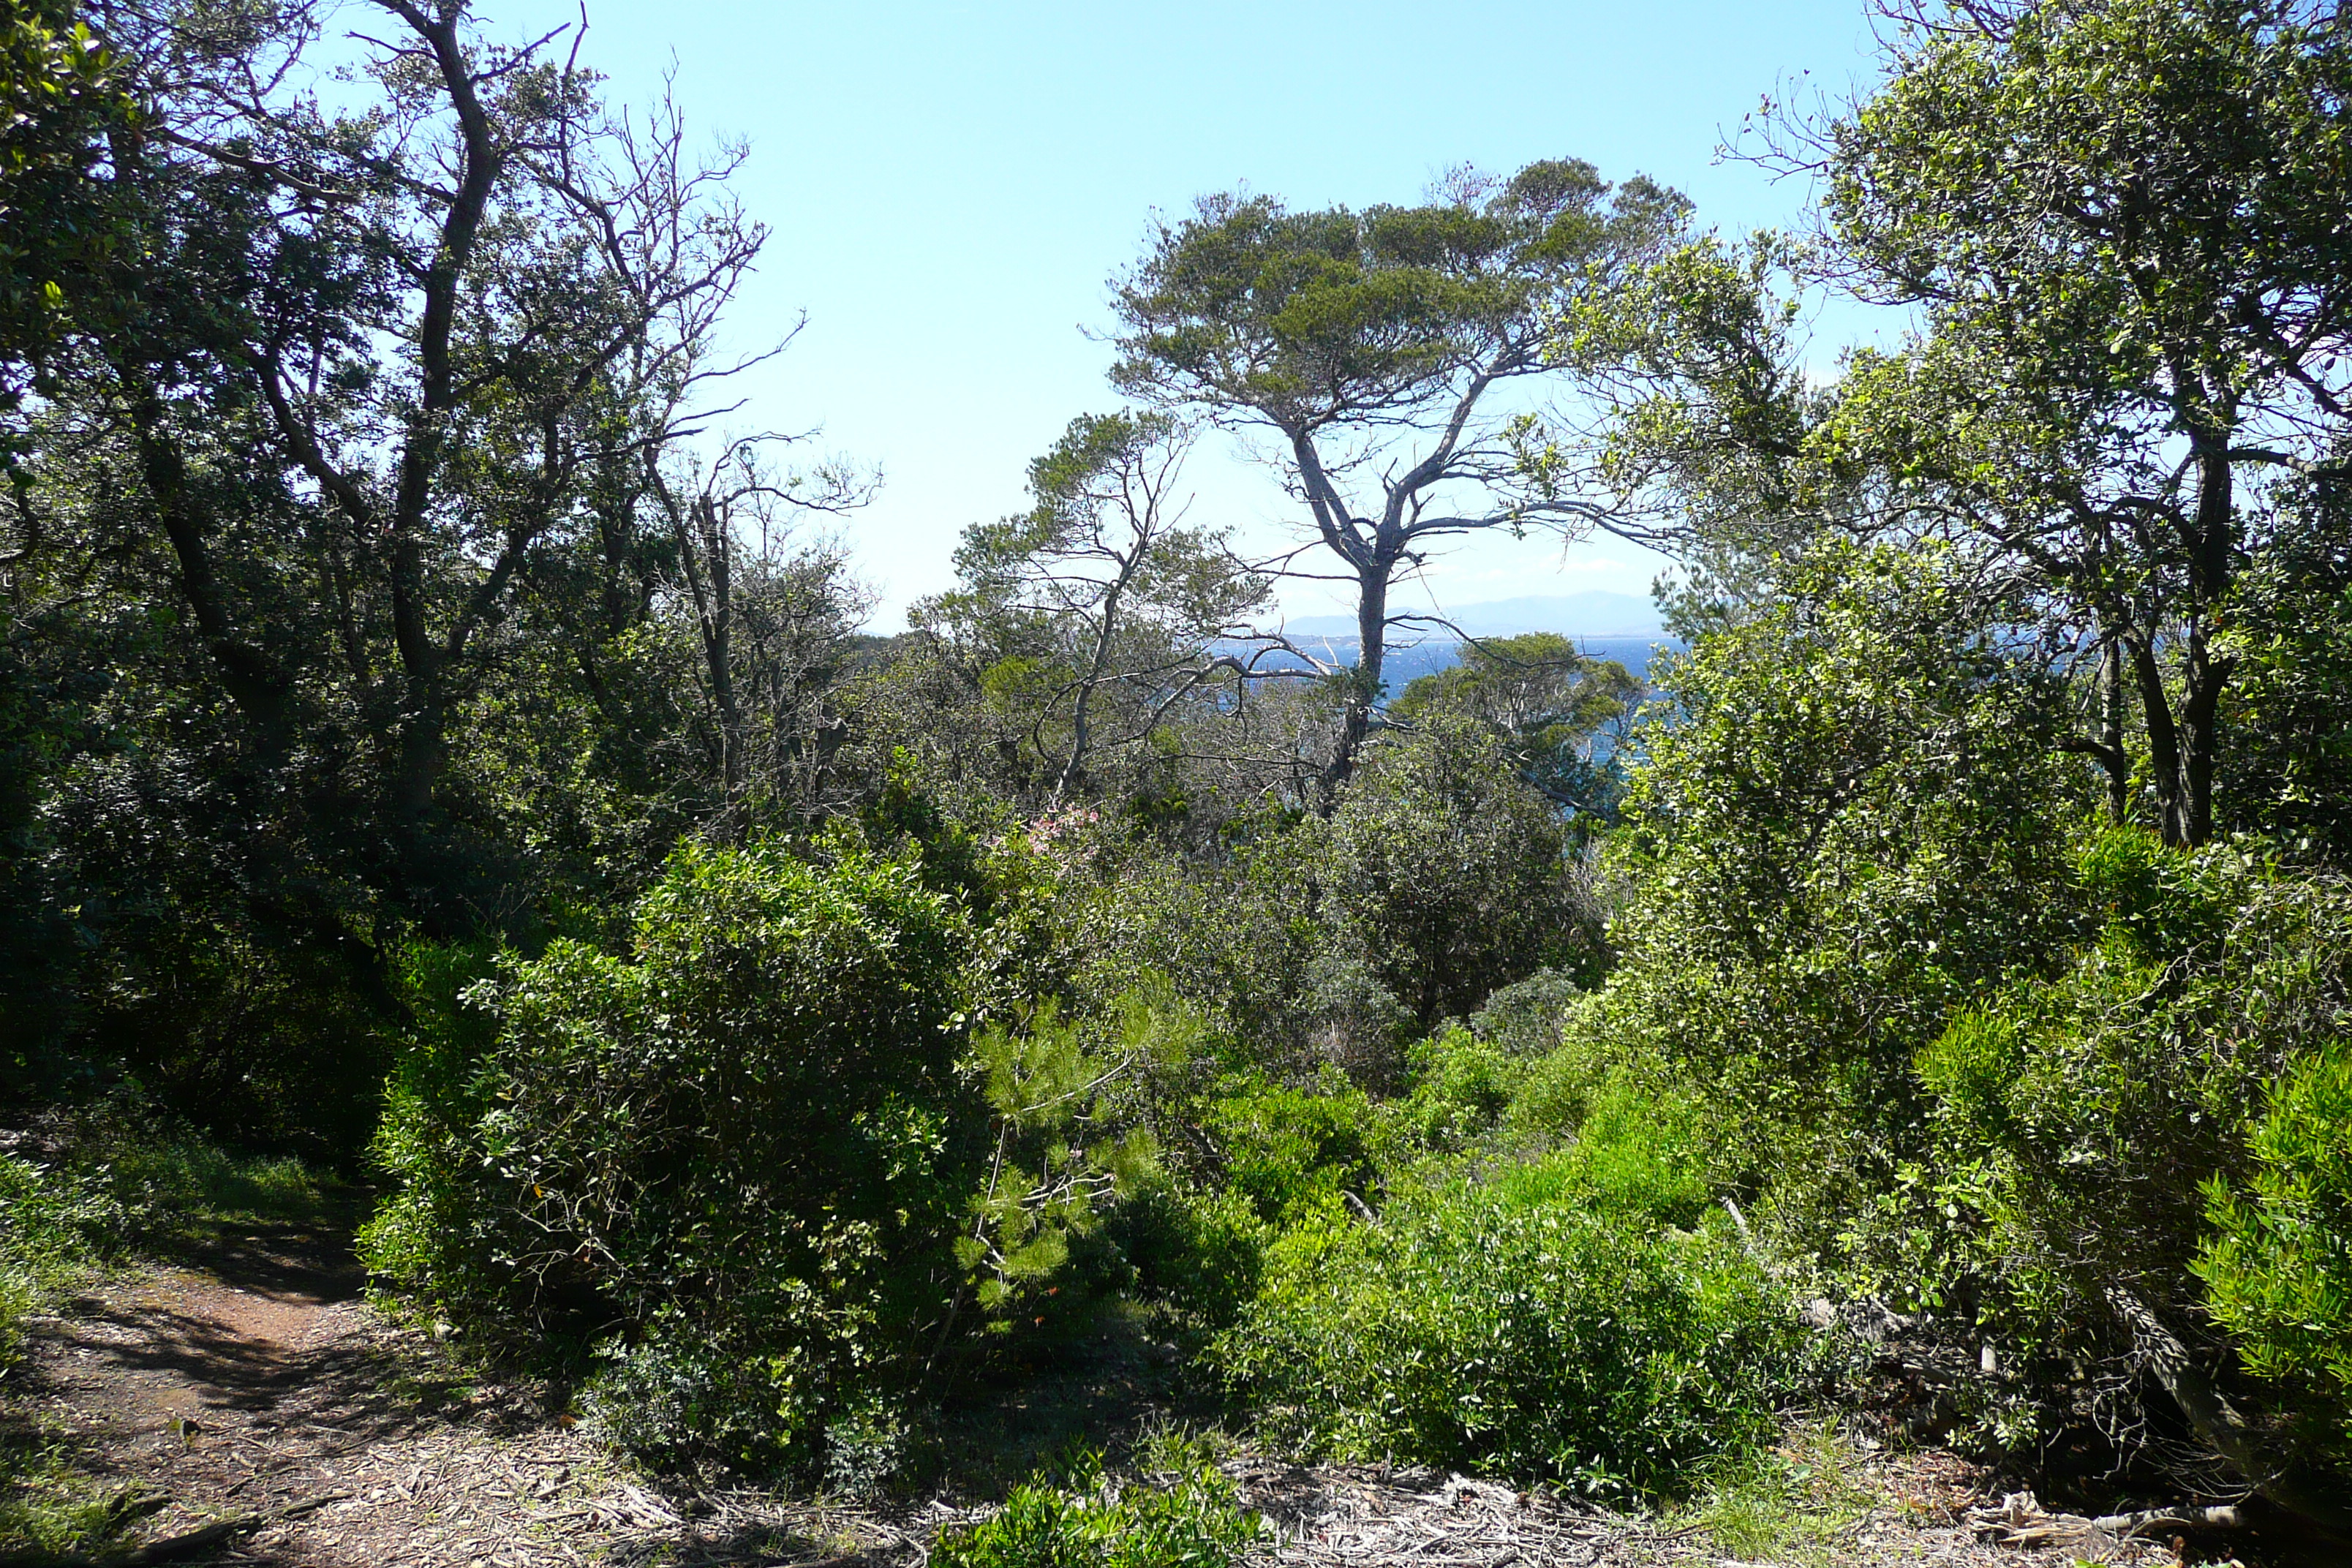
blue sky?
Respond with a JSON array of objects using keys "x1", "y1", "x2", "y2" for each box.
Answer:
[{"x1": 471, "y1": 0, "x2": 1895, "y2": 628}]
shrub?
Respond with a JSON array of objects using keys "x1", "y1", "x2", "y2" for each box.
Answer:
[
  {"x1": 1468, "y1": 968, "x2": 1581, "y2": 1058},
  {"x1": 1496, "y1": 1076, "x2": 1713, "y2": 1227},
  {"x1": 1205, "y1": 1076, "x2": 1376, "y2": 1226},
  {"x1": 1311, "y1": 717, "x2": 1587, "y2": 1029},
  {"x1": 365, "y1": 839, "x2": 979, "y2": 1474},
  {"x1": 0, "y1": 1154, "x2": 110, "y2": 1362},
  {"x1": 2197, "y1": 1033, "x2": 2352, "y2": 1465},
  {"x1": 932, "y1": 1458, "x2": 1262, "y2": 1568},
  {"x1": 1591, "y1": 543, "x2": 2079, "y2": 1190},
  {"x1": 1217, "y1": 1186, "x2": 1801, "y2": 1499},
  {"x1": 1899, "y1": 835, "x2": 2352, "y2": 1496},
  {"x1": 1379, "y1": 1026, "x2": 1520, "y2": 1161},
  {"x1": 1115, "y1": 1180, "x2": 1271, "y2": 1332},
  {"x1": 365, "y1": 836, "x2": 1157, "y2": 1477}
]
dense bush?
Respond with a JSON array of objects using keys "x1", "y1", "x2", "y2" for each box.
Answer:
[
  {"x1": 2215, "y1": 480, "x2": 2352, "y2": 864},
  {"x1": 365, "y1": 838, "x2": 980, "y2": 1472},
  {"x1": 1546, "y1": 545, "x2": 2081, "y2": 1205},
  {"x1": 1467, "y1": 968, "x2": 1582, "y2": 1058},
  {"x1": 1313, "y1": 718, "x2": 1592, "y2": 1028},
  {"x1": 364, "y1": 833, "x2": 1161, "y2": 1477},
  {"x1": 1115, "y1": 1178, "x2": 1272, "y2": 1333},
  {"x1": 1377, "y1": 1026, "x2": 1520, "y2": 1161},
  {"x1": 1217, "y1": 1181, "x2": 1801, "y2": 1498},
  {"x1": 1900, "y1": 833, "x2": 2352, "y2": 1493},
  {"x1": 1204, "y1": 1076, "x2": 1378, "y2": 1226},
  {"x1": 2198, "y1": 1034, "x2": 2352, "y2": 1466}
]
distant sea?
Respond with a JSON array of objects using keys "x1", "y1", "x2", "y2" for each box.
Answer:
[{"x1": 1235, "y1": 634, "x2": 1686, "y2": 687}]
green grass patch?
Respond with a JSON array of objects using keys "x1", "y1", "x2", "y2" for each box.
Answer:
[
  {"x1": 1678, "y1": 1420, "x2": 1882, "y2": 1564},
  {"x1": 931, "y1": 1452, "x2": 1262, "y2": 1568},
  {"x1": 0, "y1": 1422, "x2": 166, "y2": 1558}
]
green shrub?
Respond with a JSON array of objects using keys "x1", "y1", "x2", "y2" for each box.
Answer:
[
  {"x1": 1205, "y1": 1076, "x2": 1376, "y2": 1226},
  {"x1": 1469, "y1": 968, "x2": 1581, "y2": 1058},
  {"x1": 1217, "y1": 1187, "x2": 1801, "y2": 1498},
  {"x1": 365, "y1": 839, "x2": 979, "y2": 1473},
  {"x1": 2197, "y1": 1033, "x2": 2352, "y2": 1463},
  {"x1": 355, "y1": 938, "x2": 503, "y2": 1322},
  {"x1": 1898, "y1": 836, "x2": 2352, "y2": 1490},
  {"x1": 1584, "y1": 544, "x2": 2079, "y2": 1192},
  {"x1": 1379, "y1": 1026, "x2": 1520, "y2": 1161},
  {"x1": 1495, "y1": 1075, "x2": 1712, "y2": 1227},
  {"x1": 1311, "y1": 717, "x2": 1588, "y2": 1030},
  {"x1": 0, "y1": 1154, "x2": 109, "y2": 1360},
  {"x1": 1115, "y1": 1180, "x2": 1271, "y2": 1330},
  {"x1": 366, "y1": 837, "x2": 1155, "y2": 1477},
  {"x1": 932, "y1": 1458, "x2": 1262, "y2": 1568}
]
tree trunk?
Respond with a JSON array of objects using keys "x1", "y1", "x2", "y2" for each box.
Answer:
[
  {"x1": 1320, "y1": 557, "x2": 1390, "y2": 802},
  {"x1": 673, "y1": 497, "x2": 744, "y2": 834},
  {"x1": 2174, "y1": 441, "x2": 2239, "y2": 846},
  {"x1": 2099, "y1": 633, "x2": 2130, "y2": 823},
  {"x1": 2125, "y1": 633, "x2": 2193, "y2": 848}
]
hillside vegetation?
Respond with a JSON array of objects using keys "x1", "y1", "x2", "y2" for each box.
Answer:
[{"x1": 4, "y1": 0, "x2": 2351, "y2": 1560}]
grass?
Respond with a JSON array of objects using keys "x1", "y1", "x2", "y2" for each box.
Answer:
[
  {"x1": 0, "y1": 1423, "x2": 166, "y2": 1561},
  {"x1": 1678, "y1": 1419, "x2": 1884, "y2": 1565}
]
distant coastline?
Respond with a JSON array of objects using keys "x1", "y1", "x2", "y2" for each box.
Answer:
[{"x1": 1233, "y1": 633, "x2": 1685, "y2": 686}]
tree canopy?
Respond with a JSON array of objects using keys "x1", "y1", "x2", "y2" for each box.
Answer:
[{"x1": 1112, "y1": 160, "x2": 1689, "y2": 791}]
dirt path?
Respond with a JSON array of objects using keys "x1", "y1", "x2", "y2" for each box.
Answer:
[
  {"x1": 13, "y1": 1229, "x2": 2185, "y2": 1567},
  {"x1": 15, "y1": 1225, "x2": 900, "y2": 1567}
]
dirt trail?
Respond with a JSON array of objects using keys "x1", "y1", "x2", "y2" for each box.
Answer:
[
  {"x1": 14, "y1": 1228, "x2": 2185, "y2": 1567},
  {"x1": 16, "y1": 1226, "x2": 893, "y2": 1567}
]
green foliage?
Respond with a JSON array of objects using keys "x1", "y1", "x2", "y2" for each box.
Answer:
[
  {"x1": 1205, "y1": 1077, "x2": 1376, "y2": 1227},
  {"x1": 1813, "y1": 0, "x2": 2352, "y2": 848},
  {"x1": 962, "y1": 999, "x2": 1160, "y2": 1313},
  {"x1": 932, "y1": 1457, "x2": 1262, "y2": 1568},
  {"x1": 1112, "y1": 162, "x2": 1686, "y2": 433},
  {"x1": 366, "y1": 839, "x2": 978, "y2": 1473},
  {"x1": 920, "y1": 411, "x2": 1267, "y2": 806},
  {"x1": 1313, "y1": 717, "x2": 1592, "y2": 1027},
  {"x1": 0, "y1": 1152, "x2": 110, "y2": 1359},
  {"x1": 1115, "y1": 1180, "x2": 1271, "y2": 1332},
  {"x1": 2215, "y1": 483, "x2": 2352, "y2": 862},
  {"x1": 1058, "y1": 821, "x2": 1320, "y2": 1061},
  {"x1": 1218, "y1": 1186, "x2": 1801, "y2": 1499},
  {"x1": 1500, "y1": 1077, "x2": 1714, "y2": 1228},
  {"x1": 1467, "y1": 968, "x2": 1580, "y2": 1058},
  {"x1": 1580, "y1": 544, "x2": 2078, "y2": 1184},
  {"x1": 1390, "y1": 634, "x2": 1638, "y2": 821},
  {"x1": 0, "y1": 0, "x2": 137, "y2": 372},
  {"x1": 1899, "y1": 833, "x2": 2352, "y2": 1477},
  {"x1": 1379, "y1": 1027, "x2": 1520, "y2": 1161},
  {"x1": 2197, "y1": 1034, "x2": 2352, "y2": 1462},
  {"x1": 355, "y1": 938, "x2": 505, "y2": 1318},
  {"x1": 365, "y1": 834, "x2": 1162, "y2": 1477}
]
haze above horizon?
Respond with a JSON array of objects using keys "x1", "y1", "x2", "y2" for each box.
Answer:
[{"x1": 468, "y1": 0, "x2": 1892, "y2": 630}]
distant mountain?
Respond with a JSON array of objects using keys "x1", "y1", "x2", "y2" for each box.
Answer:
[{"x1": 1280, "y1": 590, "x2": 1662, "y2": 640}]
